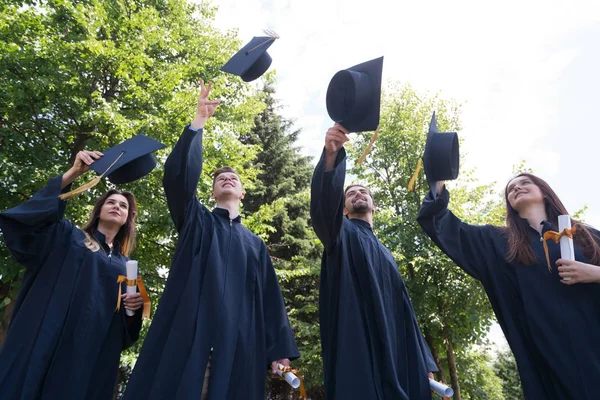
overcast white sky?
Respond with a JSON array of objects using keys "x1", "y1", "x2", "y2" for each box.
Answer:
[{"x1": 212, "y1": 0, "x2": 600, "y2": 348}]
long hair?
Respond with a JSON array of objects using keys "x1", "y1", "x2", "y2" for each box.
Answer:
[
  {"x1": 503, "y1": 173, "x2": 600, "y2": 265},
  {"x1": 80, "y1": 189, "x2": 138, "y2": 257}
]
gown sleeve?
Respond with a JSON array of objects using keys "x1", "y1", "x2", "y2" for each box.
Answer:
[
  {"x1": 163, "y1": 125, "x2": 205, "y2": 232},
  {"x1": 122, "y1": 308, "x2": 143, "y2": 350},
  {"x1": 310, "y1": 148, "x2": 347, "y2": 251},
  {"x1": 261, "y1": 244, "x2": 300, "y2": 363},
  {"x1": 416, "y1": 187, "x2": 494, "y2": 281},
  {"x1": 0, "y1": 175, "x2": 71, "y2": 270}
]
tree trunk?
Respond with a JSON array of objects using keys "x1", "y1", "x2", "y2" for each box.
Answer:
[
  {"x1": 424, "y1": 329, "x2": 446, "y2": 383},
  {"x1": 442, "y1": 325, "x2": 461, "y2": 400}
]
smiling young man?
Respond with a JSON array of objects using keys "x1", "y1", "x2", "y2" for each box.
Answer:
[
  {"x1": 123, "y1": 79, "x2": 299, "y2": 400},
  {"x1": 310, "y1": 123, "x2": 438, "y2": 400}
]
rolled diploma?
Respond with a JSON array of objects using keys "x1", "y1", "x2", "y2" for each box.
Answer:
[
  {"x1": 558, "y1": 215, "x2": 575, "y2": 281},
  {"x1": 430, "y1": 379, "x2": 454, "y2": 397},
  {"x1": 125, "y1": 260, "x2": 138, "y2": 316},
  {"x1": 276, "y1": 363, "x2": 300, "y2": 389}
]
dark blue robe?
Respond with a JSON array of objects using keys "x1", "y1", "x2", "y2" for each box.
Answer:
[
  {"x1": 310, "y1": 149, "x2": 437, "y2": 400},
  {"x1": 123, "y1": 126, "x2": 299, "y2": 400},
  {"x1": 0, "y1": 176, "x2": 142, "y2": 400},
  {"x1": 417, "y1": 187, "x2": 600, "y2": 400}
]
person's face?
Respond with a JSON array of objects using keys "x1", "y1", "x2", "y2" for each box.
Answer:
[
  {"x1": 99, "y1": 194, "x2": 129, "y2": 227},
  {"x1": 344, "y1": 186, "x2": 375, "y2": 215},
  {"x1": 212, "y1": 172, "x2": 244, "y2": 201},
  {"x1": 506, "y1": 176, "x2": 544, "y2": 212}
]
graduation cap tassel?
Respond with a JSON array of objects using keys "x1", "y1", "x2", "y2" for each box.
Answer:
[
  {"x1": 245, "y1": 38, "x2": 272, "y2": 55},
  {"x1": 407, "y1": 157, "x2": 423, "y2": 191},
  {"x1": 263, "y1": 28, "x2": 280, "y2": 40},
  {"x1": 59, "y1": 151, "x2": 125, "y2": 200},
  {"x1": 58, "y1": 176, "x2": 103, "y2": 201},
  {"x1": 356, "y1": 125, "x2": 380, "y2": 166}
]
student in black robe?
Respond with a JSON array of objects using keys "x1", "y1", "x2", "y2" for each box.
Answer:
[
  {"x1": 0, "y1": 150, "x2": 144, "y2": 400},
  {"x1": 417, "y1": 173, "x2": 600, "y2": 399},
  {"x1": 123, "y1": 79, "x2": 300, "y2": 400},
  {"x1": 310, "y1": 123, "x2": 438, "y2": 400}
]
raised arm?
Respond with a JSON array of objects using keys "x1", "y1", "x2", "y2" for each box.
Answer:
[
  {"x1": 310, "y1": 124, "x2": 350, "y2": 250},
  {"x1": 0, "y1": 150, "x2": 102, "y2": 269},
  {"x1": 163, "y1": 79, "x2": 221, "y2": 231},
  {"x1": 416, "y1": 183, "x2": 492, "y2": 281}
]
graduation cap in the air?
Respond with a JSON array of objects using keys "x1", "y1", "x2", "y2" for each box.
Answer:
[
  {"x1": 408, "y1": 112, "x2": 459, "y2": 198},
  {"x1": 221, "y1": 30, "x2": 279, "y2": 82},
  {"x1": 325, "y1": 56, "x2": 384, "y2": 133},
  {"x1": 60, "y1": 134, "x2": 166, "y2": 200}
]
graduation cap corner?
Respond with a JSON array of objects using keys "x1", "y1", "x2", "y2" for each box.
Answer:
[
  {"x1": 59, "y1": 134, "x2": 166, "y2": 200},
  {"x1": 407, "y1": 112, "x2": 460, "y2": 198}
]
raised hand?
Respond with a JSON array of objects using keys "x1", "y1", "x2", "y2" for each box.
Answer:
[
  {"x1": 325, "y1": 123, "x2": 350, "y2": 155},
  {"x1": 191, "y1": 78, "x2": 222, "y2": 129},
  {"x1": 72, "y1": 150, "x2": 104, "y2": 175}
]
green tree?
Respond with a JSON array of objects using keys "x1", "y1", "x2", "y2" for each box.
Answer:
[
  {"x1": 492, "y1": 346, "x2": 524, "y2": 400},
  {"x1": 240, "y1": 80, "x2": 324, "y2": 398},
  {"x1": 349, "y1": 82, "x2": 505, "y2": 399},
  {"x1": 455, "y1": 346, "x2": 504, "y2": 400}
]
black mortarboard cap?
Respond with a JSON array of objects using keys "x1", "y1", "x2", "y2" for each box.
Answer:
[
  {"x1": 422, "y1": 112, "x2": 460, "y2": 198},
  {"x1": 325, "y1": 56, "x2": 383, "y2": 133},
  {"x1": 221, "y1": 35, "x2": 277, "y2": 82},
  {"x1": 60, "y1": 134, "x2": 166, "y2": 200},
  {"x1": 90, "y1": 134, "x2": 166, "y2": 184}
]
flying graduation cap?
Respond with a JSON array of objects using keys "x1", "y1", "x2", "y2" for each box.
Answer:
[
  {"x1": 60, "y1": 134, "x2": 166, "y2": 200},
  {"x1": 325, "y1": 56, "x2": 384, "y2": 165},
  {"x1": 221, "y1": 30, "x2": 280, "y2": 82},
  {"x1": 325, "y1": 56, "x2": 384, "y2": 133},
  {"x1": 408, "y1": 112, "x2": 460, "y2": 198}
]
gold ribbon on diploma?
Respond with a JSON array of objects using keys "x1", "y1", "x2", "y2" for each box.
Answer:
[
  {"x1": 116, "y1": 275, "x2": 151, "y2": 319},
  {"x1": 542, "y1": 226, "x2": 577, "y2": 272},
  {"x1": 277, "y1": 364, "x2": 307, "y2": 399}
]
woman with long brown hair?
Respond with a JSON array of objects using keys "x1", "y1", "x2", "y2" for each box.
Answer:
[
  {"x1": 0, "y1": 149, "x2": 145, "y2": 400},
  {"x1": 417, "y1": 173, "x2": 600, "y2": 399}
]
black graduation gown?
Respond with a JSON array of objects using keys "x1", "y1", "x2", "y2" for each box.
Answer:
[
  {"x1": 417, "y1": 187, "x2": 600, "y2": 400},
  {"x1": 123, "y1": 126, "x2": 299, "y2": 400},
  {"x1": 0, "y1": 176, "x2": 142, "y2": 400},
  {"x1": 310, "y1": 149, "x2": 437, "y2": 400}
]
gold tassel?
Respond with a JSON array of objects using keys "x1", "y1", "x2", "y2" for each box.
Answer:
[
  {"x1": 59, "y1": 151, "x2": 125, "y2": 200},
  {"x1": 407, "y1": 158, "x2": 422, "y2": 191},
  {"x1": 356, "y1": 125, "x2": 380, "y2": 166},
  {"x1": 59, "y1": 176, "x2": 102, "y2": 200}
]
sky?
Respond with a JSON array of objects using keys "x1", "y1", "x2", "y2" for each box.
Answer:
[{"x1": 212, "y1": 0, "x2": 600, "y2": 349}]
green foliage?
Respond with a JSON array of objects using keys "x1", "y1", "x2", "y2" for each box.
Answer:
[
  {"x1": 455, "y1": 346, "x2": 504, "y2": 400},
  {"x1": 239, "y1": 81, "x2": 323, "y2": 397},
  {"x1": 492, "y1": 346, "x2": 525, "y2": 400}
]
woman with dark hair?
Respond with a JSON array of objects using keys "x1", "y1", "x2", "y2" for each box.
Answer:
[
  {"x1": 0, "y1": 149, "x2": 144, "y2": 400},
  {"x1": 417, "y1": 173, "x2": 600, "y2": 400}
]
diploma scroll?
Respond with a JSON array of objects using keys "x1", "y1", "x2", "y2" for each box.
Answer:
[
  {"x1": 430, "y1": 379, "x2": 454, "y2": 398},
  {"x1": 558, "y1": 215, "x2": 575, "y2": 281},
  {"x1": 276, "y1": 363, "x2": 300, "y2": 388},
  {"x1": 125, "y1": 260, "x2": 138, "y2": 316}
]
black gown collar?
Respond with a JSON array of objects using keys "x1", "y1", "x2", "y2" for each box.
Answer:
[
  {"x1": 213, "y1": 207, "x2": 243, "y2": 223},
  {"x1": 93, "y1": 229, "x2": 122, "y2": 255},
  {"x1": 349, "y1": 218, "x2": 374, "y2": 231}
]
